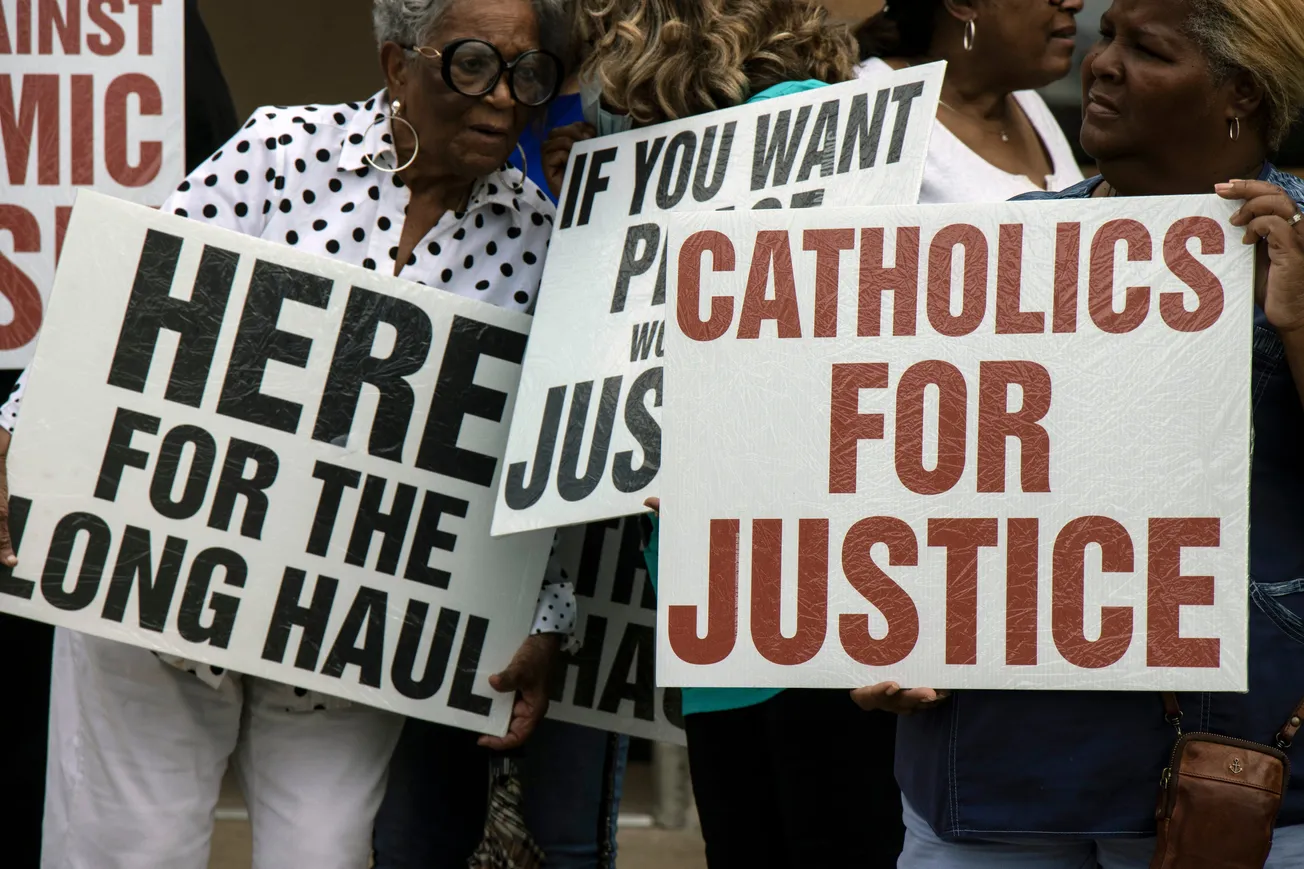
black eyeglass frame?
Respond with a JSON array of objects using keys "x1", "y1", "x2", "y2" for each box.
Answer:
[{"x1": 401, "y1": 38, "x2": 564, "y2": 107}]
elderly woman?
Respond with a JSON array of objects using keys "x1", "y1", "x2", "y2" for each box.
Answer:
[
  {"x1": 853, "y1": 0, "x2": 1304, "y2": 866},
  {"x1": 856, "y1": 0, "x2": 1086, "y2": 201},
  {"x1": 0, "y1": 1, "x2": 579, "y2": 867}
]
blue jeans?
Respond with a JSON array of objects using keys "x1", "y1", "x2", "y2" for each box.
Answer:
[
  {"x1": 901, "y1": 798, "x2": 1304, "y2": 868},
  {"x1": 372, "y1": 718, "x2": 629, "y2": 869}
]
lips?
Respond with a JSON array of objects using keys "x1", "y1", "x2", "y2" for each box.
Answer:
[
  {"x1": 1086, "y1": 90, "x2": 1121, "y2": 116},
  {"x1": 469, "y1": 124, "x2": 509, "y2": 139},
  {"x1": 1050, "y1": 22, "x2": 1077, "y2": 41}
]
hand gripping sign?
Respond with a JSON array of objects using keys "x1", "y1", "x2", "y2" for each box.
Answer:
[
  {"x1": 0, "y1": 193, "x2": 554, "y2": 736},
  {"x1": 657, "y1": 197, "x2": 1253, "y2": 693},
  {"x1": 1, "y1": 0, "x2": 185, "y2": 367},
  {"x1": 492, "y1": 63, "x2": 944, "y2": 535}
]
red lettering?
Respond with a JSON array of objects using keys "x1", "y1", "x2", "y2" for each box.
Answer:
[
  {"x1": 929, "y1": 518, "x2": 999, "y2": 665},
  {"x1": 1089, "y1": 219, "x2": 1151, "y2": 334},
  {"x1": 927, "y1": 223, "x2": 988, "y2": 337},
  {"x1": 55, "y1": 204, "x2": 71, "y2": 262},
  {"x1": 127, "y1": 0, "x2": 161, "y2": 54},
  {"x1": 39, "y1": 0, "x2": 79, "y2": 54},
  {"x1": 977, "y1": 360, "x2": 1052, "y2": 494},
  {"x1": 828, "y1": 363, "x2": 887, "y2": 495},
  {"x1": 676, "y1": 230, "x2": 735, "y2": 341},
  {"x1": 840, "y1": 517, "x2": 919, "y2": 666},
  {"x1": 0, "y1": 73, "x2": 60, "y2": 184},
  {"x1": 737, "y1": 230, "x2": 801, "y2": 339},
  {"x1": 803, "y1": 228, "x2": 854, "y2": 338},
  {"x1": 857, "y1": 226, "x2": 919, "y2": 337},
  {"x1": 1052, "y1": 516, "x2": 1134, "y2": 669},
  {"x1": 0, "y1": 205, "x2": 44, "y2": 351},
  {"x1": 1006, "y1": 518, "x2": 1039, "y2": 666},
  {"x1": 995, "y1": 224, "x2": 1043, "y2": 334},
  {"x1": 895, "y1": 361, "x2": 967, "y2": 496},
  {"x1": 667, "y1": 519, "x2": 739, "y2": 665},
  {"x1": 1053, "y1": 222, "x2": 1081, "y2": 333},
  {"x1": 88, "y1": 0, "x2": 126, "y2": 56},
  {"x1": 1161, "y1": 217, "x2": 1225, "y2": 333},
  {"x1": 72, "y1": 73, "x2": 93, "y2": 184},
  {"x1": 16, "y1": 0, "x2": 33, "y2": 54},
  {"x1": 106, "y1": 73, "x2": 162, "y2": 186},
  {"x1": 1147, "y1": 518, "x2": 1220, "y2": 668},
  {"x1": 751, "y1": 519, "x2": 828, "y2": 666},
  {"x1": 0, "y1": 1, "x2": 11, "y2": 53}
]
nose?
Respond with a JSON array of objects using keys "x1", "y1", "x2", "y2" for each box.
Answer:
[
  {"x1": 1058, "y1": 0, "x2": 1085, "y2": 13},
  {"x1": 484, "y1": 73, "x2": 515, "y2": 110},
  {"x1": 1087, "y1": 37, "x2": 1123, "y2": 84}
]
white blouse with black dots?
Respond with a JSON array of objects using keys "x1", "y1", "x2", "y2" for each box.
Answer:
[{"x1": 0, "y1": 92, "x2": 577, "y2": 708}]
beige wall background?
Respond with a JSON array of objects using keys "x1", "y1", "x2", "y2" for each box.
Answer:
[{"x1": 198, "y1": 0, "x2": 884, "y2": 120}]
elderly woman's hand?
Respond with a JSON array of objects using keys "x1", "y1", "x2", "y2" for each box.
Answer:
[
  {"x1": 1218, "y1": 179, "x2": 1304, "y2": 333},
  {"x1": 542, "y1": 121, "x2": 596, "y2": 199},
  {"x1": 851, "y1": 682, "x2": 951, "y2": 715},
  {"x1": 477, "y1": 633, "x2": 561, "y2": 751}
]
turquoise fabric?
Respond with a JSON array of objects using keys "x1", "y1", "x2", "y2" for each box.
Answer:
[{"x1": 641, "y1": 78, "x2": 831, "y2": 717}]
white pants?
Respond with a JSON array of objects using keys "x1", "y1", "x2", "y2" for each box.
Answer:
[{"x1": 42, "y1": 629, "x2": 404, "y2": 869}]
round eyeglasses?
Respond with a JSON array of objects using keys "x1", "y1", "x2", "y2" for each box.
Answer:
[{"x1": 403, "y1": 38, "x2": 563, "y2": 107}]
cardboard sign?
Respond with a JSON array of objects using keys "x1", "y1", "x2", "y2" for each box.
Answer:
[
  {"x1": 1, "y1": 193, "x2": 554, "y2": 735},
  {"x1": 657, "y1": 197, "x2": 1253, "y2": 692},
  {"x1": 0, "y1": 0, "x2": 185, "y2": 368},
  {"x1": 493, "y1": 64, "x2": 944, "y2": 535},
  {"x1": 546, "y1": 517, "x2": 685, "y2": 746}
]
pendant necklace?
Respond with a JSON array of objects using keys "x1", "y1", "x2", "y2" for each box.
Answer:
[{"x1": 938, "y1": 99, "x2": 1010, "y2": 143}]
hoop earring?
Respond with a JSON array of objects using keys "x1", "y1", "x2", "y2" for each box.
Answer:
[
  {"x1": 1229, "y1": 117, "x2": 1241, "y2": 142},
  {"x1": 963, "y1": 19, "x2": 976, "y2": 52},
  {"x1": 511, "y1": 144, "x2": 528, "y2": 194},
  {"x1": 363, "y1": 99, "x2": 419, "y2": 174}
]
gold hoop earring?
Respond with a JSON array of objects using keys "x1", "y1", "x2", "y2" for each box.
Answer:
[
  {"x1": 963, "y1": 20, "x2": 976, "y2": 52},
  {"x1": 1229, "y1": 117, "x2": 1241, "y2": 142},
  {"x1": 364, "y1": 99, "x2": 419, "y2": 174}
]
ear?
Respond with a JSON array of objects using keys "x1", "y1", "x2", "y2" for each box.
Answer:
[
  {"x1": 942, "y1": 0, "x2": 979, "y2": 22},
  {"x1": 380, "y1": 42, "x2": 410, "y2": 101},
  {"x1": 1224, "y1": 69, "x2": 1265, "y2": 121}
]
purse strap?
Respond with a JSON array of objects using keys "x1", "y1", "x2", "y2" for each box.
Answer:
[{"x1": 1162, "y1": 692, "x2": 1304, "y2": 749}]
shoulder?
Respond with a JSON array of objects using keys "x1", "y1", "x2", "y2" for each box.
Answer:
[
  {"x1": 1011, "y1": 175, "x2": 1103, "y2": 202},
  {"x1": 229, "y1": 94, "x2": 382, "y2": 159},
  {"x1": 854, "y1": 57, "x2": 893, "y2": 80},
  {"x1": 1266, "y1": 165, "x2": 1304, "y2": 207}
]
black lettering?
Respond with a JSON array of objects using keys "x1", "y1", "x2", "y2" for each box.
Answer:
[
  {"x1": 503, "y1": 386, "x2": 564, "y2": 511},
  {"x1": 404, "y1": 491, "x2": 469, "y2": 589},
  {"x1": 307, "y1": 461, "x2": 361, "y2": 557},
  {"x1": 611, "y1": 223, "x2": 661, "y2": 314},
  {"x1": 558, "y1": 152, "x2": 588, "y2": 229},
  {"x1": 576, "y1": 520, "x2": 617, "y2": 599},
  {"x1": 838, "y1": 89, "x2": 889, "y2": 174},
  {"x1": 577, "y1": 147, "x2": 618, "y2": 228},
  {"x1": 107, "y1": 232, "x2": 238, "y2": 407},
  {"x1": 664, "y1": 688, "x2": 685, "y2": 729},
  {"x1": 655, "y1": 131, "x2": 695, "y2": 211},
  {"x1": 345, "y1": 475, "x2": 417, "y2": 576},
  {"x1": 558, "y1": 377, "x2": 621, "y2": 502},
  {"x1": 313, "y1": 287, "x2": 433, "y2": 460},
  {"x1": 629, "y1": 321, "x2": 660, "y2": 363},
  {"x1": 548, "y1": 613, "x2": 607, "y2": 707},
  {"x1": 692, "y1": 122, "x2": 735, "y2": 202},
  {"x1": 629, "y1": 137, "x2": 666, "y2": 216},
  {"x1": 177, "y1": 547, "x2": 247, "y2": 648},
  {"x1": 391, "y1": 600, "x2": 459, "y2": 700},
  {"x1": 888, "y1": 81, "x2": 926, "y2": 164},
  {"x1": 260, "y1": 568, "x2": 338, "y2": 671},
  {"x1": 207, "y1": 439, "x2": 279, "y2": 539},
  {"x1": 321, "y1": 586, "x2": 388, "y2": 689},
  {"x1": 101, "y1": 526, "x2": 185, "y2": 632},
  {"x1": 751, "y1": 106, "x2": 813, "y2": 191},
  {"x1": 41, "y1": 512, "x2": 111, "y2": 612},
  {"x1": 416, "y1": 316, "x2": 527, "y2": 486},
  {"x1": 148, "y1": 425, "x2": 217, "y2": 520},
  {"x1": 94, "y1": 407, "x2": 160, "y2": 502},
  {"x1": 0, "y1": 496, "x2": 33, "y2": 600},
  {"x1": 597, "y1": 622, "x2": 655, "y2": 721},
  {"x1": 447, "y1": 615, "x2": 494, "y2": 716},
  {"x1": 790, "y1": 190, "x2": 826, "y2": 209},
  {"x1": 217, "y1": 260, "x2": 333, "y2": 433},
  {"x1": 613, "y1": 367, "x2": 661, "y2": 495},
  {"x1": 797, "y1": 100, "x2": 839, "y2": 182}
]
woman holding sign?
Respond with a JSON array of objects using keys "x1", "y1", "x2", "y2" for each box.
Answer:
[
  {"x1": 0, "y1": 1, "x2": 584, "y2": 867},
  {"x1": 852, "y1": 0, "x2": 1304, "y2": 866}
]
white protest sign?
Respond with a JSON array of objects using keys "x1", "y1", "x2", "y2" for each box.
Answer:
[
  {"x1": 546, "y1": 518, "x2": 685, "y2": 746},
  {"x1": 657, "y1": 196, "x2": 1252, "y2": 692},
  {"x1": 0, "y1": 0, "x2": 185, "y2": 367},
  {"x1": 492, "y1": 64, "x2": 944, "y2": 535},
  {"x1": 1, "y1": 192, "x2": 553, "y2": 735}
]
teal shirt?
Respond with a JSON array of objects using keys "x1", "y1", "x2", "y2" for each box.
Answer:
[{"x1": 644, "y1": 79, "x2": 829, "y2": 717}]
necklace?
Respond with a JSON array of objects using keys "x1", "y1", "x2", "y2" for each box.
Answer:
[{"x1": 938, "y1": 98, "x2": 1010, "y2": 143}]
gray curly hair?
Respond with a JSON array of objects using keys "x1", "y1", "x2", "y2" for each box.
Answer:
[{"x1": 372, "y1": 0, "x2": 575, "y2": 66}]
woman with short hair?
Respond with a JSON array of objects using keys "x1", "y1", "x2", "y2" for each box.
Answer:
[
  {"x1": 0, "y1": 1, "x2": 581, "y2": 866},
  {"x1": 853, "y1": 0, "x2": 1304, "y2": 865}
]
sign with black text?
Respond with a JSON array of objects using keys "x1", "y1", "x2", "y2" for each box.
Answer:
[
  {"x1": 2, "y1": 193, "x2": 553, "y2": 736},
  {"x1": 493, "y1": 64, "x2": 944, "y2": 534}
]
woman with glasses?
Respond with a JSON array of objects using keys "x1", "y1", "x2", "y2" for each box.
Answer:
[{"x1": 7, "y1": 2, "x2": 577, "y2": 867}]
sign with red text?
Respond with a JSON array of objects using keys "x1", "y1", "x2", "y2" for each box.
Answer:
[
  {"x1": 1, "y1": 0, "x2": 184, "y2": 368},
  {"x1": 1, "y1": 193, "x2": 553, "y2": 735},
  {"x1": 492, "y1": 63, "x2": 943, "y2": 535},
  {"x1": 658, "y1": 196, "x2": 1253, "y2": 692}
]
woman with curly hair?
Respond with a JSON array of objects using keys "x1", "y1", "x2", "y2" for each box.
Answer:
[{"x1": 544, "y1": 3, "x2": 906, "y2": 867}]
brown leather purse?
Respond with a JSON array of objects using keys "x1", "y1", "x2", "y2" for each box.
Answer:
[{"x1": 1150, "y1": 693, "x2": 1304, "y2": 869}]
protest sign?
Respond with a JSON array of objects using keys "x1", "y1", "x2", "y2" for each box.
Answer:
[
  {"x1": 546, "y1": 517, "x2": 685, "y2": 746},
  {"x1": 657, "y1": 196, "x2": 1253, "y2": 692},
  {"x1": 0, "y1": 0, "x2": 185, "y2": 368},
  {"x1": 1, "y1": 192, "x2": 553, "y2": 735},
  {"x1": 493, "y1": 64, "x2": 944, "y2": 535}
]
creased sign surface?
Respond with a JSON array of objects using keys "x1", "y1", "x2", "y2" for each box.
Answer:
[
  {"x1": 3, "y1": 192, "x2": 553, "y2": 736},
  {"x1": 1, "y1": 0, "x2": 185, "y2": 367},
  {"x1": 493, "y1": 64, "x2": 944, "y2": 534},
  {"x1": 658, "y1": 197, "x2": 1252, "y2": 692}
]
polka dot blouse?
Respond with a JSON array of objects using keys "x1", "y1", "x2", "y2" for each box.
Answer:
[{"x1": 0, "y1": 91, "x2": 577, "y2": 704}]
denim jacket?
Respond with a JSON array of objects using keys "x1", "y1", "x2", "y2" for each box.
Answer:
[{"x1": 897, "y1": 165, "x2": 1304, "y2": 838}]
